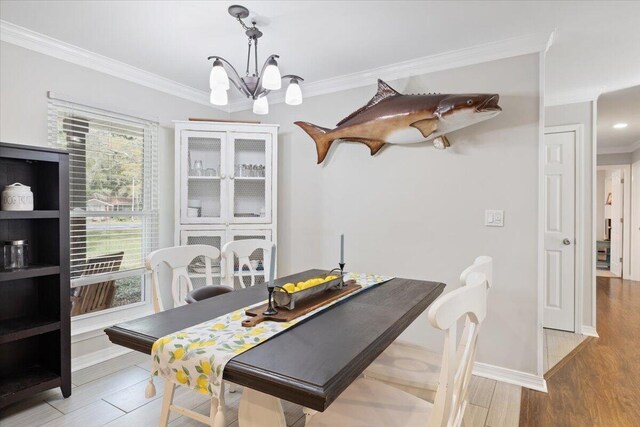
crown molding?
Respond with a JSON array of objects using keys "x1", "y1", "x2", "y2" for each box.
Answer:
[
  {"x1": 597, "y1": 140, "x2": 640, "y2": 155},
  {"x1": 0, "y1": 20, "x2": 227, "y2": 112},
  {"x1": 546, "y1": 76, "x2": 640, "y2": 107},
  {"x1": 1, "y1": 19, "x2": 553, "y2": 115},
  {"x1": 229, "y1": 30, "x2": 556, "y2": 112},
  {"x1": 544, "y1": 89, "x2": 601, "y2": 107}
]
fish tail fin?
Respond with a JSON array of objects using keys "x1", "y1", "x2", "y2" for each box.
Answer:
[{"x1": 294, "y1": 121, "x2": 336, "y2": 164}]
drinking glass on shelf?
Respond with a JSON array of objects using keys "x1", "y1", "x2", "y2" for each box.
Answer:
[{"x1": 193, "y1": 160, "x2": 203, "y2": 176}]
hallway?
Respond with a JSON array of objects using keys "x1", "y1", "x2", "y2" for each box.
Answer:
[{"x1": 520, "y1": 277, "x2": 640, "y2": 426}]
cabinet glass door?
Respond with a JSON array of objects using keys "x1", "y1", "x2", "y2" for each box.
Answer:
[
  {"x1": 226, "y1": 229, "x2": 272, "y2": 288},
  {"x1": 181, "y1": 131, "x2": 226, "y2": 224},
  {"x1": 180, "y1": 230, "x2": 225, "y2": 286},
  {"x1": 228, "y1": 133, "x2": 272, "y2": 224}
]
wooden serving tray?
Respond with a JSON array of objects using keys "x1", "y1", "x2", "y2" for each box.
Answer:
[{"x1": 242, "y1": 281, "x2": 359, "y2": 327}]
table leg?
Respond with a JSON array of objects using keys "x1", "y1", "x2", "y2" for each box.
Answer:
[{"x1": 238, "y1": 387, "x2": 286, "y2": 427}]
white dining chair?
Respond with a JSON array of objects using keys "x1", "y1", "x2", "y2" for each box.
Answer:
[
  {"x1": 146, "y1": 244, "x2": 224, "y2": 313},
  {"x1": 145, "y1": 244, "x2": 233, "y2": 427},
  {"x1": 305, "y1": 270, "x2": 490, "y2": 427},
  {"x1": 363, "y1": 256, "x2": 493, "y2": 402},
  {"x1": 221, "y1": 239, "x2": 274, "y2": 289}
]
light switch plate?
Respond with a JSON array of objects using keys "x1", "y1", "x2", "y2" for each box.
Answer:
[{"x1": 485, "y1": 210, "x2": 504, "y2": 227}]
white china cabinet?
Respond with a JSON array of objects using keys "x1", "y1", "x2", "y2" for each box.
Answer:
[{"x1": 174, "y1": 121, "x2": 278, "y2": 287}]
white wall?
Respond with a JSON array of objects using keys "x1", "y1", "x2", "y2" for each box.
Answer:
[
  {"x1": 598, "y1": 152, "x2": 632, "y2": 165},
  {"x1": 0, "y1": 41, "x2": 225, "y2": 365},
  {"x1": 0, "y1": 41, "x2": 547, "y2": 381},
  {"x1": 232, "y1": 54, "x2": 543, "y2": 377},
  {"x1": 545, "y1": 101, "x2": 595, "y2": 330}
]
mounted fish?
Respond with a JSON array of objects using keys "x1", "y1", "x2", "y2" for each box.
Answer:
[{"x1": 295, "y1": 79, "x2": 502, "y2": 163}]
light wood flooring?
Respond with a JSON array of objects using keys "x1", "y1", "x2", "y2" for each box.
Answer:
[
  {"x1": 0, "y1": 350, "x2": 522, "y2": 427},
  {"x1": 543, "y1": 327, "x2": 587, "y2": 373},
  {"x1": 596, "y1": 269, "x2": 619, "y2": 278}
]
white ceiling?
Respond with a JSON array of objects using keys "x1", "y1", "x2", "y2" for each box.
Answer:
[
  {"x1": 1, "y1": 1, "x2": 639, "y2": 106},
  {"x1": 597, "y1": 86, "x2": 640, "y2": 153}
]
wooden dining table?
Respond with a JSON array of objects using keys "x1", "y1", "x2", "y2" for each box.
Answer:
[{"x1": 105, "y1": 269, "x2": 445, "y2": 424}]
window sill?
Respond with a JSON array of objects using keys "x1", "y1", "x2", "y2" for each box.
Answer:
[{"x1": 71, "y1": 302, "x2": 153, "y2": 339}]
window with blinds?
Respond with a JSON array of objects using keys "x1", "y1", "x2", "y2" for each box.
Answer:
[{"x1": 48, "y1": 98, "x2": 159, "y2": 317}]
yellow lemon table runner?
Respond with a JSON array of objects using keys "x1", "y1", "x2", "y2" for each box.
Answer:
[{"x1": 147, "y1": 272, "x2": 392, "y2": 421}]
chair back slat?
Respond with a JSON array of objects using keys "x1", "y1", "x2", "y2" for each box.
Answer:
[
  {"x1": 459, "y1": 256, "x2": 493, "y2": 288},
  {"x1": 70, "y1": 252, "x2": 124, "y2": 316},
  {"x1": 428, "y1": 271, "x2": 489, "y2": 427},
  {"x1": 221, "y1": 240, "x2": 274, "y2": 289},
  {"x1": 146, "y1": 245, "x2": 222, "y2": 313}
]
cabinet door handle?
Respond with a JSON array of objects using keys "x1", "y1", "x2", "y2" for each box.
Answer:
[
  {"x1": 563, "y1": 238, "x2": 571, "y2": 245},
  {"x1": 229, "y1": 175, "x2": 235, "y2": 179},
  {"x1": 221, "y1": 174, "x2": 226, "y2": 179}
]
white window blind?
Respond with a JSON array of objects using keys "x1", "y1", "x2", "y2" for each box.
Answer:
[{"x1": 48, "y1": 99, "x2": 159, "y2": 291}]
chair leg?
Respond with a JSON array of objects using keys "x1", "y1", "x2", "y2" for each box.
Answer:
[
  {"x1": 159, "y1": 381, "x2": 175, "y2": 427},
  {"x1": 228, "y1": 382, "x2": 237, "y2": 393}
]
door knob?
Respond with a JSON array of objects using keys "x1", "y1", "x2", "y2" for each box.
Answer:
[{"x1": 563, "y1": 238, "x2": 571, "y2": 245}]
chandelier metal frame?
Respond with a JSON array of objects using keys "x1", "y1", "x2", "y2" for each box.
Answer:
[{"x1": 206, "y1": 4, "x2": 303, "y2": 111}]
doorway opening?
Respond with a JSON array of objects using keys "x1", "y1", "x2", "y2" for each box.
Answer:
[
  {"x1": 595, "y1": 165, "x2": 631, "y2": 279},
  {"x1": 595, "y1": 85, "x2": 640, "y2": 284}
]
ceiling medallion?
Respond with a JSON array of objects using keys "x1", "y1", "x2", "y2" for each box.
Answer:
[{"x1": 207, "y1": 4, "x2": 304, "y2": 114}]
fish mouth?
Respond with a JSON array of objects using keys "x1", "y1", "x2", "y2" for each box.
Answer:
[{"x1": 476, "y1": 94, "x2": 501, "y2": 112}]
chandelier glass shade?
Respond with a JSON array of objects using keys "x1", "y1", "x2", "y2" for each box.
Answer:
[
  {"x1": 207, "y1": 5, "x2": 303, "y2": 114},
  {"x1": 285, "y1": 78, "x2": 303, "y2": 106},
  {"x1": 209, "y1": 85, "x2": 228, "y2": 106},
  {"x1": 209, "y1": 59, "x2": 230, "y2": 90},
  {"x1": 253, "y1": 96, "x2": 269, "y2": 115}
]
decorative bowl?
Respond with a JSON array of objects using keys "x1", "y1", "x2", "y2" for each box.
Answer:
[{"x1": 273, "y1": 271, "x2": 344, "y2": 310}]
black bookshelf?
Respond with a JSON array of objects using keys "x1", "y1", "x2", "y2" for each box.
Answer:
[{"x1": 0, "y1": 142, "x2": 70, "y2": 408}]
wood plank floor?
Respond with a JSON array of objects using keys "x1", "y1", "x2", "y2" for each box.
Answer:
[
  {"x1": 0, "y1": 349, "x2": 522, "y2": 427},
  {"x1": 520, "y1": 276, "x2": 640, "y2": 426}
]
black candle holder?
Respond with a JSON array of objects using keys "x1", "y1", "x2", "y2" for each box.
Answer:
[
  {"x1": 263, "y1": 286, "x2": 278, "y2": 315},
  {"x1": 328, "y1": 262, "x2": 346, "y2": 289}
]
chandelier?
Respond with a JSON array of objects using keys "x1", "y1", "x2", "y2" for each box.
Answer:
[{"x1": 207, "y1": 4, "x2": 304, "y2": 114}]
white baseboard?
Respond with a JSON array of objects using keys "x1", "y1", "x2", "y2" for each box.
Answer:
[
  {"x1": 473, "y1": 362, "x2": 547, "y2": 393},
  {"x1": 72, "y1": 345, "x2": 132, "y2": 372},
  {"x1": 580, "y1": 325, "x2": 599, "y2": 337}
]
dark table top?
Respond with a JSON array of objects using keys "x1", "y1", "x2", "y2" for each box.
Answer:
[{"x1": 105, "y1": 269, "x2": 445, "y2": 411}]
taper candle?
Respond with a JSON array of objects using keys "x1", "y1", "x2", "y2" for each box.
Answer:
[
  {"x1": 268, "y1": 244, "x2": 276, "y2": 287},
  {"x1": 340, "y1": 234, "x2": 344, "y2": 264}
]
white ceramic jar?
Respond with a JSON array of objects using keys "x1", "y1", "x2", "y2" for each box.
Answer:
[{"x1": 1, "y1": 183, "x2": 34, "y2": 211}]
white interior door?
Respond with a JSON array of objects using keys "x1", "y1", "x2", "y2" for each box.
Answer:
[
  {"x1": 543, "y1": 130, "x2": 576, "y2": 331},
  {"x1": 609, "y1": 170, "x2": 623, "y2": 277}
]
